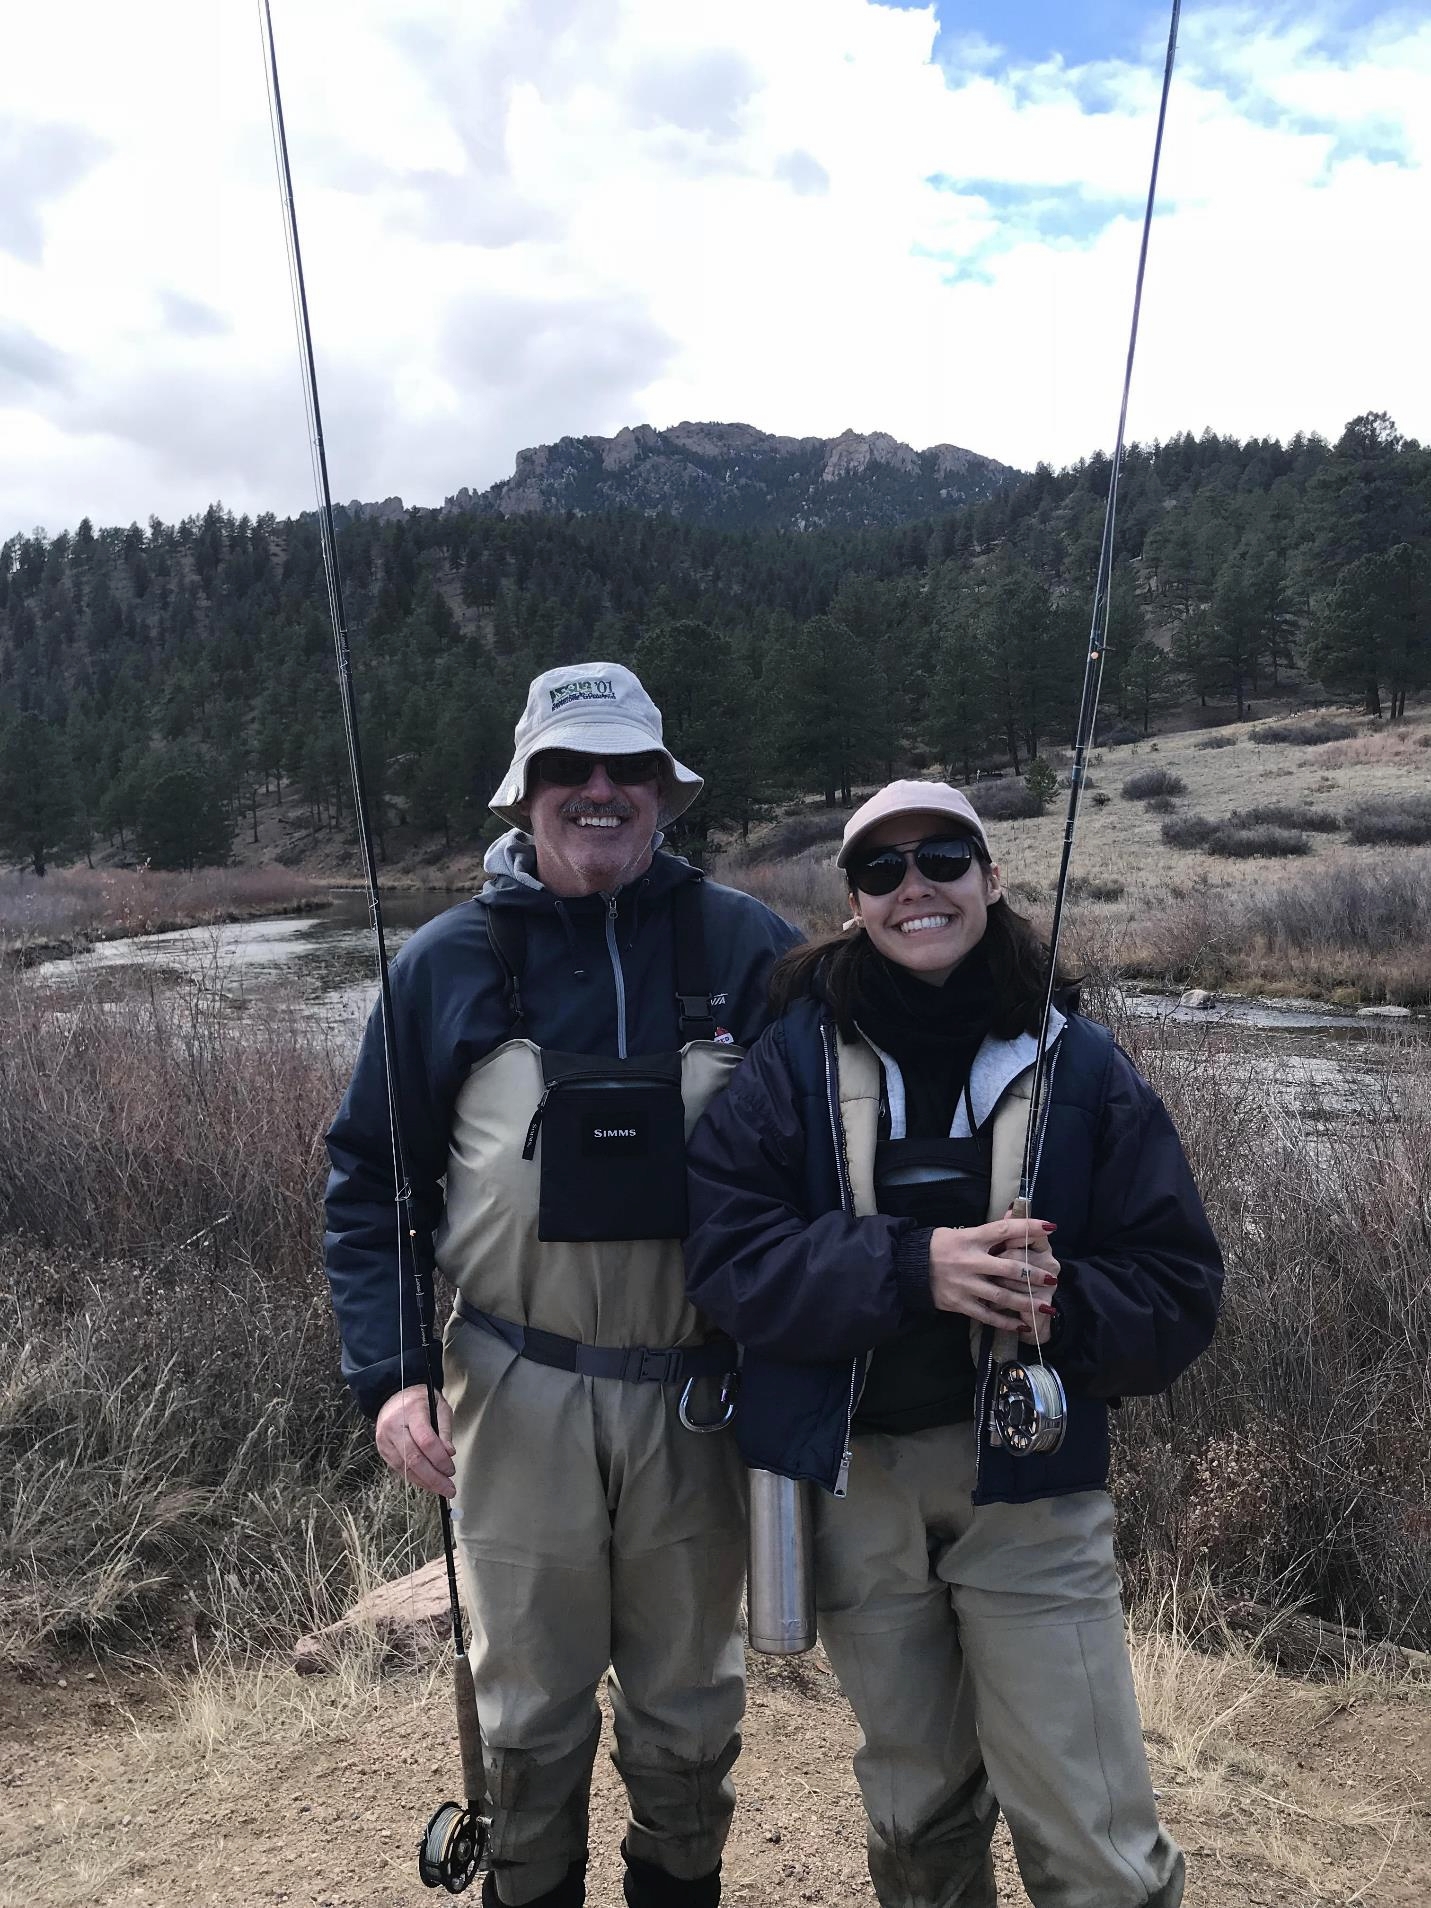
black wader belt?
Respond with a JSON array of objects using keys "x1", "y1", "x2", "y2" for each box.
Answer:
[{"x1": 455, "y1": 1293, "x2": 735, "y2": 1384}]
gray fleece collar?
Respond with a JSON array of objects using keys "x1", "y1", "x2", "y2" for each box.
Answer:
[{"x1": 866, "y1": 1008, "x2": 1068, "y2": 1140}]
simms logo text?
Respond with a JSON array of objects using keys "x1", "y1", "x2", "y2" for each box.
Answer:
[{"x1": 550, "y1": 679, "x2": 616, "y2": 712}]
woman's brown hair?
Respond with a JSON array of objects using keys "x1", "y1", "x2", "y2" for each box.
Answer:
[{"x1": 770, "y1": 895, "x2": 1074, "y2": 1041}]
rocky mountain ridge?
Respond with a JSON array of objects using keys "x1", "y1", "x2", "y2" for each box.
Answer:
[{"x1": 439, "y1": 420, "x2": 1018, "y2": 530}]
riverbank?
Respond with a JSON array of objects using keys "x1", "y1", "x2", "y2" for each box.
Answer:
[{"x1": 0, "y1": 866, "x2": 328, "y2": 965}]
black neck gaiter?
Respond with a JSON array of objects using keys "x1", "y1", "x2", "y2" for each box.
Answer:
[{"x1": 855, "y1": 940, "x2": 997, "y2": 1137}]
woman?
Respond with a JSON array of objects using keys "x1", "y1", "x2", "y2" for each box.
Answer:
[{"x1": 684, "y1": 780, "x2": 1222, "y2": 1908}]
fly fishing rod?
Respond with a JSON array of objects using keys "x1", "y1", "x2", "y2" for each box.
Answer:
[
  {"x1": 993, "y1": 0, "x2": 1183, "y2": 1459},
  {"x1": 258, "y1": 2, "x2": 488, "y2": 1889}
]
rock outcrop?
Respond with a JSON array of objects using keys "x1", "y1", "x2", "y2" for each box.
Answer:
[{"x1": 442, "y1": 422, "x2": 1017, "y2": 532}]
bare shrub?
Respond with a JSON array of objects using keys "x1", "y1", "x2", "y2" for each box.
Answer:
[
  {"x1": 754, "y1": 809, "x2": 852, "y2": 859},
  {"x1": 1162, "y1": 815, "x2": 1217, "y2": 850},
  {"x1": 716, "y1": 848, "x2": 844, "y2": 936},
  {"x1": 1207, "y1": 825, "x2": 1309, "y2": 858},
  {"x1": 1318, "y1": 729, "x2": 1427, "y2": 768},
  {"x1": 1068, "y1": 874, "x2": 1125, "y2": 903},
  {"x1": 1125, "y1": 856, "x2": 1431, "y2": 1003},
  {"x1": 0, "y1": 866, "x2": 322, "y2": 954},
  {"x1": 964, "y1": 778, "x2": 1044, "y2": 821},
  {"x1": 1345, "y1": 795, "x2": 1431, "y2": 846},
  {"x1": 1231, "y1": 804, "x2": 1341, "y2": 834},
  {"x1": 1240, "y1": 857, "x2": 1430, "y2": 956},
  {"x1": 1194, "y1": 732, "x2": 1238, "y2": 751},
  {"x1": 1250, "y1": 717, "x2": 1356, "y2": 746},
  {"x1": 1112, "y1": 1033, "x2": 1431, "y2": 1645},
  {"x1": 1122, "y1": 768, "x2": 1187, "y2": 801},
  {"x1": 1096, "y1": 723, "x2": 1142, "y2": 747},
  {"x1": 0, "y1": 978, "x2": 420, "y2": 1654},
  {"x1": 1146, "y1": 794, "x2": 1177, "y2": 815}
]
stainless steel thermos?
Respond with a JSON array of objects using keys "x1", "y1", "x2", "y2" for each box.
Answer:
[{"x1": 746, "y1": 1468, "x2": 816, "y2": 1655}]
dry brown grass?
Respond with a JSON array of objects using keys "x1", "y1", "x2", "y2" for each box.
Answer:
[
  {"x1": 0, "y1": 975, "x2": 430, "y2": 1659},
  {"x1": 0, "y1": 865, "x2": 322, "y2": 953},
  {"x1": 720, "y1": 706, "x2": 1431, "y2": 1002},
  {"x1": 1113, "y1": 1022, "x2": 1431, "y2": 1645}
]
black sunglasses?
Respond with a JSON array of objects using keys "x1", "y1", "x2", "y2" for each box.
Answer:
[
  {"x1": 533, "y1": 749, "x2": 664, "y2": 788},
  {"x1": 847, "y1": 836, "x2": 984, "y2": 897}
]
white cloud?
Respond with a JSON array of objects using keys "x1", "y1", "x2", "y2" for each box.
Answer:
[{"x1": 0, "y1": 0, "x2": 1426, "y2": 538}]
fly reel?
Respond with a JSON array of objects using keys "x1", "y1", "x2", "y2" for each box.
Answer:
[
  {"x1": 991, "y1": 1359, "x2": 1067, "y2": 1456},
  {"x1": 418, "y1": 1801, "x2": 488, "y2": 1895}
]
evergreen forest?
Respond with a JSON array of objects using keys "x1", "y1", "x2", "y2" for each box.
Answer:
[{"x1": 2, "y1": 411, "x2": 1429, "y2": 875}]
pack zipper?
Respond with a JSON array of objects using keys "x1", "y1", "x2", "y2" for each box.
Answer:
[{"x1": 521, "y1": 1067, "x2": 678, "y2": 1161}]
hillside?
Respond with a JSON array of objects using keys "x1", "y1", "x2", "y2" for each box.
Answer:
[
  {"x1": 1, "y1": 412, "x2": 1428, "y2": 883},
  {"x1": 441, "y1": 420, "x2": 1018, "y2": 530}
]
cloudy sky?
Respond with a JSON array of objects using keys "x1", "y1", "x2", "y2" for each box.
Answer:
[{"x1": 2, "y1": 0, "x2": 1427, "y2": 538}]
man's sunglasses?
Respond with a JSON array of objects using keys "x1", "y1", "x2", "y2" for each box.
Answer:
[
  {"x1": 847, "y1": 836, "x2": 984, "y2": 897},
  {"x1": 532, "y1": 749, "x2": 664, "y2": 787}
]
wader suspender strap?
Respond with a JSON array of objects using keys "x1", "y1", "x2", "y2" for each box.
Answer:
[
  {"x1": 482, "y1": 880, "x2": 713, "y2": 1042},
  {"x1": 484, "y1": 905, "x2": 528, "y2": 1036},
  {"x1": 672, "y1": 883, "x2": 716, "y2": 1040}
]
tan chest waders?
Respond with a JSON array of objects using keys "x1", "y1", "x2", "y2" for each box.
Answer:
[{"x1": 436, "y1": 885, "x2": 741, "y2": 1403}]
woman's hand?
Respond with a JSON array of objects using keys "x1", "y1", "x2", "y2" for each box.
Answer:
[
  {"x1": 927, "y1": 1217, "x2": 1060, "y2": 1342},
  {"x1": 375, "y1": 1384, "x2": 457, "y2": 1498}
]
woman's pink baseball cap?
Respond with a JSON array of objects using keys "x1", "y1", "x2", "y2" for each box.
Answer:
[{"x1": 836, "y1": 780, "x2": 991, "y2": 870}]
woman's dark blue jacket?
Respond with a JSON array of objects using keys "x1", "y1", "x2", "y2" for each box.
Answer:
[{"x1": 684, "y1": 996, "x2": 1223, "y2": 1505}]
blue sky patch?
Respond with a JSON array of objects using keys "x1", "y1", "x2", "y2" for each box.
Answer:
[{"x1": 927, "y1": 174, "x2": 1145, "y2": 247}]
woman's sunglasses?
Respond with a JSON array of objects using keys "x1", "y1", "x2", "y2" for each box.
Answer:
[
  {"x1": 847, "y1": 836, "x2": 984, "y2": 897},
  {"x1": 533, "y1": 749, "x2": 664, "y2": 787}
]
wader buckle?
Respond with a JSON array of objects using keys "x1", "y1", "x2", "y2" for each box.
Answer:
[{"x1": 627, "y1": 1347, "x2": 682, "y2": 1385}]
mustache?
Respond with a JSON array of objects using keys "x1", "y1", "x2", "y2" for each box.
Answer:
[{"x1": 561, "y1": 798, "x2": 636, "y2": 822}]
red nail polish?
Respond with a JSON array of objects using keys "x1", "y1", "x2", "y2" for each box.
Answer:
[
  {"x1": 1044, "y1": 1273, "x2": 1058, "y2": 1286},
  {"x1": 1039, "y1": 1303, "x2": 1055, "y2": 1316},
  {"x1": 1042, "y1": 1221, "x2": 1057, "y2": 1232}
]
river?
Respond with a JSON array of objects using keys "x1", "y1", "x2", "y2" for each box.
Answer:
[{"x1": 22, "y1": 891, "x2": 1424, "y2": 1123}]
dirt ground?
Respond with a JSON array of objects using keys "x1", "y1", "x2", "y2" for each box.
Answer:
[{"x1": 2, "y1": 1638, "x2": 1426, "y2": 1908}]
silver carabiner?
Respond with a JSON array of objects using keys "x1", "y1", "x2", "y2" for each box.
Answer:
[{"x1": 679, "y1": 1372, "x2": 736, "y2": 1434}]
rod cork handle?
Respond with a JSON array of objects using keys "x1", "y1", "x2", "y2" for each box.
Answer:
[{"x1": 453, "y1": 1653, "x2": 486, "y2": 1810}]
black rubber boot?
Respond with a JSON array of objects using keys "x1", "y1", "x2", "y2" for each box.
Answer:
[
  {"x1": 482, "y1": 1856, "x2": 588, "y2": 1908},
  {"x1": 620, "y1": 1842, "x2": 721, "y2": 1908}
]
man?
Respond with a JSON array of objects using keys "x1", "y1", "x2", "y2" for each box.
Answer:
[{"x1": 325, "y1": 662, "x2": 799, "y2": 1908}]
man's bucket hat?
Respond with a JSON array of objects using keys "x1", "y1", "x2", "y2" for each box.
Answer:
[{"x1": 489, "y1": 661, "x2": 703, "y2": 830}]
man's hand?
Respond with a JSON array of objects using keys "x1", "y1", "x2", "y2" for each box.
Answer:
[
  {"x1": 375, "y1": 1384, "x2": 457, "y2": 1499},
  {"x1": 927, "y1": 1217, "x2": 1060, "y2": 1342}
]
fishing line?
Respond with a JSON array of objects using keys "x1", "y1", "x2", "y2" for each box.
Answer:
[
  {"x1": 258, "y1": 2, "x2": 487, "y2": 1888},
  {"x1": 998, "y1": 0, "x2": 1182, "y2": 1458}
]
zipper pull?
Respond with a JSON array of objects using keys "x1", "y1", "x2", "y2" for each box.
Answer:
[
  {"x1": 835, "y1": 1448, "x2": 853, "y2": 1498},
  {"x1": 522, "y1": 1086, "x2": 553, "y2": 1160}
]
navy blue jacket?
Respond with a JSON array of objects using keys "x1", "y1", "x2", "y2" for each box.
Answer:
[
  {"x1": 325, "y1": 842, "x2": 800, "y2": 1417},
  {"x1": 684, "y1": 997, "x2": 1223, "y2": 1504}
]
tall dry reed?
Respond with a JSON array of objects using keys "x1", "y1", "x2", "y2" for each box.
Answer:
[
  {"x1": 0, "y1": 976, "x2": 425, "y2": 1660},
  {"x1": 1114, "y1": 1015, "x2": 1431, "y2": 1645},
  {"x1": 0, "y1": 865, "x2": 321, "y2": 952}
]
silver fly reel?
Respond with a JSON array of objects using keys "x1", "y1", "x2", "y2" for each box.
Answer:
[
  {"x1": 418, "y1": 1801, "x2": 488, "y2": 1894},
  {"x1": 991, "y1": 1359, "x2": 1068, "y2": 1456}
]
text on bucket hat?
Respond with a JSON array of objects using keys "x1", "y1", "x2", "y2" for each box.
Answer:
[
  {"x1": 836, "y1": 780, "x2": 992, "y2": 870},
  {"x1": 489, "y1": 661, "x2": 704, "y2": 830}
]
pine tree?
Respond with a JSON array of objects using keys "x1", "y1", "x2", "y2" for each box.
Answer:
[
  {"x1": 0, "y1": 711, "x2": 77, "y2": 875},
  {"x1": 134, "y1": 748, "x2": 235, "y2": 869}
]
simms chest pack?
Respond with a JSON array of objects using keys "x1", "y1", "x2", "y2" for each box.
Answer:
[{"x1": 485, "y1": 883, "x2": 716, "y2": 1242}]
